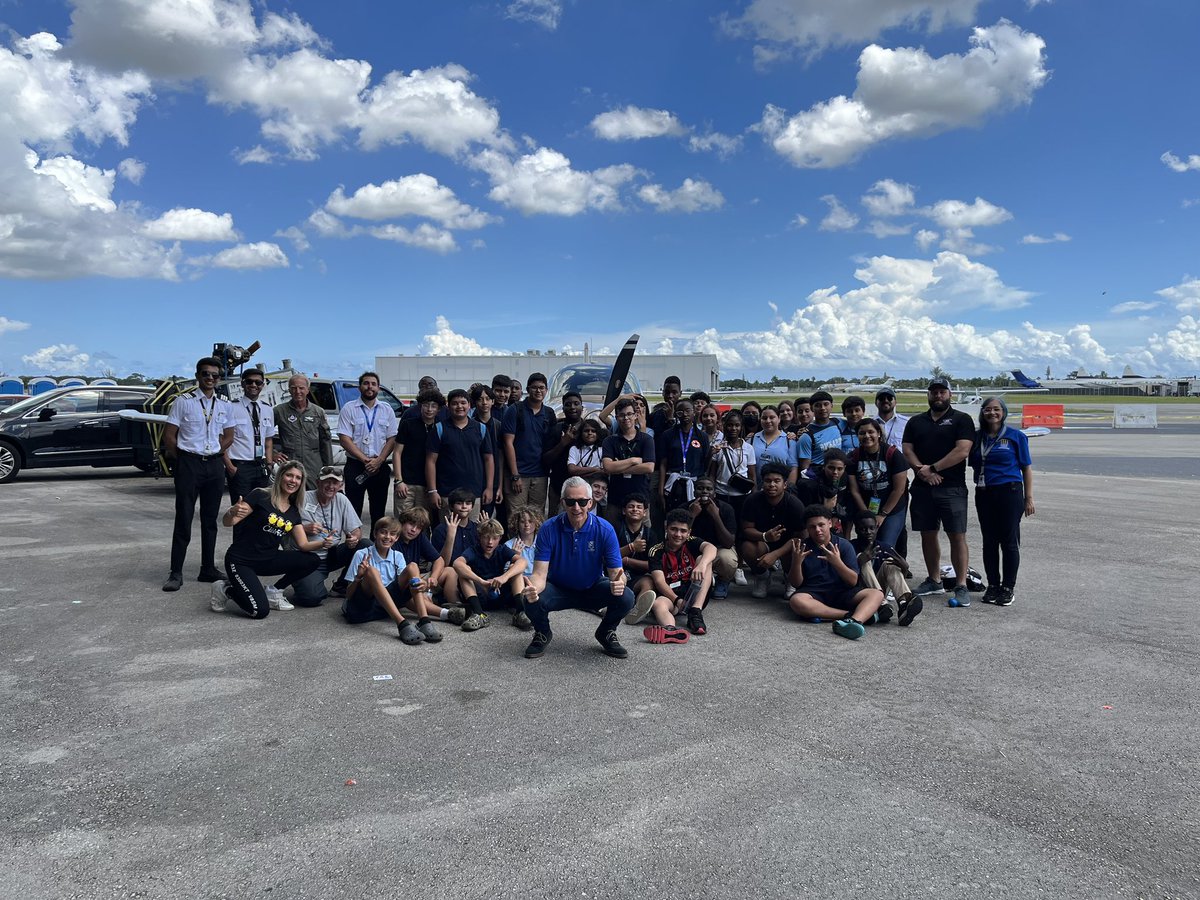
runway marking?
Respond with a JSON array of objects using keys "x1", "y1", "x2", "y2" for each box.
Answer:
[{"x1": 378, "y1": 697, "x2": 422, "y2": 716}]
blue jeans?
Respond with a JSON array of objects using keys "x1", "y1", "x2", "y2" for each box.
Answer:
[
  {"x1": 524, "y1": 579, "x2": 634, "y2": 636},
  {"x1": 875, "y1": 494, "x2": 908, "y2": 551}
]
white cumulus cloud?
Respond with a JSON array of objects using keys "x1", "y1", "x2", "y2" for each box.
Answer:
[
  {"x1": 819, "y1": 195, "x2": 859, "y2": 231},
  {"x1": 1161, "y1": 151, "x2": 1200, "y2": 173},
  {"x1": 591, "y1": 106, "x2": 688, "y2": 141},
  {"x1": 759, "y1": 21, "x2": 1048, "y2": 168},
  {"x1": 117, "y1": 158, "x2": 145, "y2": 183},
  {"x1": 638, "y1": 179, "x2": 725, "y2": 213},
  {"x1": 1021, "y1": 231, "x2": 1070, "y2": 244},
  {"x1": 688, "y1": 132, "x2": 744, "y2": 159},
  {"x1": 1157, "y1": 276, "x2": 1200, "y2": 313},
  {"x1": 325, "y1": 174, "x2": 495, "y2": 229},
  {"x1": 420, "y1": 316, "x2": 511, "y2": 355},
  {"x1": 22, "y1": 343, "x2": 92, "y2": 373},
  {"x1": 862, "y1": 179, "x2": 916, "y2": 217},
  {"x1": 473, "y1": 147, "x2": 637, "y2": 216},
  {"x1": 210, "y1": 241, "x2": 288, "y2": 269},
  {"x1": 367, "y1": 224, "x2": 458, "y2": 254},
  {"x1": 0, "y1": 317, "x2": 31, "y2": 336},
  {"x1": 143, "y1": 208, "x2": 238, "y2": 242}
]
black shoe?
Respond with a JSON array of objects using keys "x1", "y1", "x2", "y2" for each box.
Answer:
[
  {"x1": 996, "y1": 586, "x2": 1015, "y2": 607},
  {"x1": 981, "y1": 585, "x2": 1002, "y2": 604},
  {"x1": 595, "y1": 629, "x2": 628, "y2": 659},
  {"x1": 197, "y1": 568, "x2": 223, "y2": 583},
  {"x1": 524, "y1": 631, "x2": 552, "y2": 659},
  {"x1": 686, "y1": 609, "x2": 707, "y2": 635},
  {"x1": 330, "y1": 581, "x2": 348, "y2": 598},
  {"x1": 874, "y1": 604, "x2": 894, "y2": 625},
  {"x1": 897, "y1": 593, "x2": 923, "y2": 626},
  {"x1": 162, "y1": 572, "x2": 183, "y2": 592}
]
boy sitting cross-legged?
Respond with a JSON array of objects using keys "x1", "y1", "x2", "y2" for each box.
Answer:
[
  {"x1": 786, "y1": 505, "x2": 884, "y2": 640},
  {"x1": 344, "y1": 516, "x2": 443, "y2": 645},
  {"x1": 627, "y1": 508, "x2": 717, "y2": 644},
  {"x1": 452, "y1": 518, "x2": 530, "y2": 631}
]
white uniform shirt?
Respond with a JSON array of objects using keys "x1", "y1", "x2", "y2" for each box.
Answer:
[
  {"x1": 878, "y1": 413, "x2": 910, "y2": 453},
  {"x1": 168, "y1": 391, "x2": 232, "y2": 455},
  {"x1": 227, "y1": 398, "x2": 278, "y2": 461},
  {"x1": 337, "y1": 399, "x2": 398, "y2": 458}
]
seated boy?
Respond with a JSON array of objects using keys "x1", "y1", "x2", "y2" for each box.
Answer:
[
  {"x1": 614, "y1": 492, "x2": 657, "y2": 595},
  {"x1": 786, "y1": 505, "x2": 884, "y2": 640},
  {"x1": 739, "y1": 462, "x2": 805, "y2": 599},
  {"x1": 853, "y1": 515, "x2": 922, "y2": 627},
  {"x1": 395, "y1": 506, "x2": 465, "y2": 624},
  {"x1": 627, "y1": 508, "x2": 717, "y2": 643},
  {"x1": 452, "y1": 518, "x2": 530, "y2": 631},
  {"x1": 432, "y1": 487, "x2": 481, "y2": 566},
  {"x1": 343, "y1": 516, "x2": 444, "y2": 645},
  {"x1": 589, "y1": 474, "x2": 609, "y2": 521}
]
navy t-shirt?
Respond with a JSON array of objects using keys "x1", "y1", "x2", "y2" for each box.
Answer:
[
  {"x1": 427, "y1": 419, "x2": 492, "y2": 495},
  {"x1": 432, "y1": 520, "x2": 479, "y2": 562},
  {"x1": 396, "y1": 533, "x2": 440, "y2": 567},
  {"x1": 502, "y1": 402, "x2": 556, "y2": 477},
  {"x1": 798, "y1": 535, "x2": 859, "y2": 598},
  {"x1": 461, "y1": 543, "x2": 517, "y2": 580},
  {"x1": 602, "y1": 430, "x2": 656, "y2": 509},
  {"x1": 395, "y1": 417, "x2": 435, "y2": 485}
]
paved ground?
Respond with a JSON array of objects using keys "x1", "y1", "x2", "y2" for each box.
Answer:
[{"x1": 3, "y1": 426, "x2": 1198, "y2": 899}]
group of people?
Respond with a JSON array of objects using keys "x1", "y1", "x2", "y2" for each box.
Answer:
[{"x1": 160, "y1": 358, "x2": 1035, "y2": 656}]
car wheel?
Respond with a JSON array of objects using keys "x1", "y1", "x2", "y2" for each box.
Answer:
[{"x1": 0, "y1": 441, "x2": 21, "y2": 484}]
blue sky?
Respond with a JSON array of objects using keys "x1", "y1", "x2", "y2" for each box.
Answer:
[{"x1": 1, "y1": 0, "x2": 1199, "y2": 382}]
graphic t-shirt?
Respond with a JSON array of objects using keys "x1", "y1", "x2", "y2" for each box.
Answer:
[
  {"x1": 649, "y1": 537, "x2": 706, "y2": 588},
  {"x1": 232, "y1": 491, "x2": 302, "y2": 555}
]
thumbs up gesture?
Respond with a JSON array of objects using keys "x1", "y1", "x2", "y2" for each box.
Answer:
[{"x1": 230, "y1": 495, "x2": 251, "y2": 523}]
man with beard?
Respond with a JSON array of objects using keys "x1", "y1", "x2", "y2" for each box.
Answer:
[
  {"x1": 273, "y1": 374, "x2": 332, "y2": 490},
  {"x1": 874, "y1": 387, "x2": 909, "y2": 453},
  {"x1": 902, "y1": 377, "x2": 976, "y2": 608},
  {"x1": 223, "y1": 368, "x2": 276, "y2": 504},
  {"x1": 338, "y1": 371, "x2": 398, "y2": 530}
]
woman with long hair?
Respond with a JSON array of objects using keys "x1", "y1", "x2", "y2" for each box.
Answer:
[
  {"x1": 215, "y1": 460, "x2": 328, "y2": 619},
  {"x1": 969, "y1": 398, "x2": 1034, "y2": 607},
  {"x1": 750, "y1": 405, "x2": 798, "y2": 486},
  {"x1": 567, "y1": 419, "x2": 607, "y2": 480},
  {"x1": 846, "y1": 418, "x2": 909, "y2": 551}
]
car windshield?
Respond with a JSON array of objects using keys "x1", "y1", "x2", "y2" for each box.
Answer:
[
  {"x1": 548, "y1": 365, "x2": 641, "y2": 400},
  {"x1": 2, "y1": 393, "x2": 53, "y2": 417}
]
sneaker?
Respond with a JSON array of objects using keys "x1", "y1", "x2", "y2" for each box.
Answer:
[
  {"x1": 643, "y1": 624, "x2": 690, "y2": 644},
  {"x1": 330, "y1": 581, "x2": 348, "y2": 598},
  {"x1": 712, "y1": 579, "x2": 730, "y2": 601},
  {"x1": 197, "y1": 567, "x2": 223, "y2": 583},
  {"x1": 872, "y1": 605, "x2": 894, "y2": 625},
  {"x1": 686, "y1": 609, "x2": 707, "y2": 636},
  {"x1": 771, "y1": 559, "x2": 783, "y2": 572},
  {"x1": 625, "y1": 590, "x2": 656, "y2": 625},
  {"x1": 897, "y1": 592, "x2": 923, "y2": 626},
  {"x1": 947, "y1": 585, "x2": 971, "y2": 608},
  {"x1": 266, "y1": 586, "x2": 294, "y2": 611},
  {"x1": 595, "y1": 629, "x2": 629, "y2": 659},
  {"x1": 446, "y1": 607, "x2": 467, "y2": 626},
  {"x1": 733, "y1": 568, "x2": 748, "y2": 587},
  {"x1": 397, "y1": 622, "x2": 424, "y2": 645},
  {"x1": 462, "y1": 613, "x2": 488, "y2": 632},
  {"x1": 524, "y1": 631, "x2": 552, "y2": 658},
  {"x1": 915, "y1": 578, "x2": 943, "y2": 596},
  {"x1": 162, "y1": 571, "x2": 183, "y2": 592},
  {"x1": 832, "y1": 618, "x2": 866, "y2": 640},
  {"x1": 783, "y1": 584, "x2": 797, "y2": 600},
  {"x1": 981, "y1": 585, "x2": 1002, "y2": 604},
  {"x1": 209, "y1": 580, "x2": 230, "y2": 613},
  {"x1": 751, "y1": 573, "x2": 769, "y2": 599},
  {"x1": 996, "y1": 586, "x2": 1015, "y2": 607},
  {"x1": 511, "y1": 609, "x2": 533, "y2": 630},
  {"x1": 417, "y1": 620, "x2": 443, "y2": 643}
]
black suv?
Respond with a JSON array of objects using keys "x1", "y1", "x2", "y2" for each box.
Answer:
[{"x1": 0, "y1": 385, "x2": 155, "y2": 483}]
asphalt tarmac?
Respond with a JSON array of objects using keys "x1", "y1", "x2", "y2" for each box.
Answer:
[{"x1": 3, "y1": 426, "x2": 1198, "y2": 899}]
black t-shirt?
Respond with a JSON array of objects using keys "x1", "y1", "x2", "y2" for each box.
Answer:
[
  {"x1": 902, "y1": 409, "x2": 976, "y2": 485},
  {"x1": 648, "y1": 537, "x2": 706, "y2": 586},
  {"x1": 740, "y1": 491, "x2": 805, "y2": 547},
  {"x1": 232, "y1": 491, "x2": 302, "y2": 555},
  {"x1": 546, "y1": 416, "x2": 582, "y2": 489},
  {"x1": 602, "y1": 430, "x2": 656, "y2": 508},
  {"x1": 849, "y1": 446, "x2": 910, "y2": 499},
  {"x1": 793, "y1": 477, "x2": 849, "y2": 536},
  {"x1": 616, "y1": 520, "x2": 657, "y2": 564},
  {"x1": 427, "y1": 419, "x2": 492, "y2": 495},
  {"x1": 687, "y1": 498, "x2": 737, "y2": 549},
  {"x1": 396, "y1": 417, "x2": 435, "y2": 485}
]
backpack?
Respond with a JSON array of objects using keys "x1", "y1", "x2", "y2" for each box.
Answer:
[
  {"x1": 940, "y1": 564, "x2": 985, "y2": 592},
  {"x1": 435, "y1": 421, "x2": 488, "y2": 443}
]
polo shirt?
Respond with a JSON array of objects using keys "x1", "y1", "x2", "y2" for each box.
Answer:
[
  {"x1": 426, "y1": 419, "x2": 492, "y2": 495},
  {"x1": 395, "y1": 417, "x2": 435, "y2": 485},
  {"x1": 660, "y1": 425, "x2": 709, "y2": 476},
  {"x1": 502, "y1": 401, "x2": 556, "y2": 477},
  {"x1": 397, "y1": 533, "x2": 441, "y2": 568},
  {"x1": 535, "y1": 511, "x2": 622, "y2": 592},
  {"x1": 348, "y1": 544, "x2": 407, "y2": 587},
  {"x1": 461, "y1": 543, "x2": 517, "y2": 580},
  {"x1": 969, "y1": 426, "x2": 1031, "y2": 488},
  {"x1": 752, "y1": 432, "x2": 798, "y2": 477},
  {"x1": 432, "y1": 519, "x2": 480, "y2": 563},
  {"x1": 902, "y1": 408, "x2": 976, "y2": 485},
  {"x1": 601, "y1": 430, "x2": 656, "y2": 509}
]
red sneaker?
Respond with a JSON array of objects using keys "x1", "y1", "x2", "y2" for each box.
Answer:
[{"x1": 643, "y1": 624, "x2": 690, "y2": 644}]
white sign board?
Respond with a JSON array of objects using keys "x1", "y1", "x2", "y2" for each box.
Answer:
[{"x1": 1113, "y1": 405, "x2": 1158, "y2": 428}]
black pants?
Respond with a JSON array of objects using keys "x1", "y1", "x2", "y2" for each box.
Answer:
[
  {"x1": 291, "y1": 539, "x2": 365, "y2": 607},
  {"x1": 344, "y1": 459, "x2": 391, "y2": 531},
  {"x1": 170, "y1": 451, "x2": 225, "y2": 574},
  {"x1": 225, "y1": 549, "x2": 320, "y2": 620},
  {"x1": 975, "y1": 483, "x2": 1024, "y2": 588},
  {"x1": 226, "y1": 459, "x2": 269, "y2": 506}
]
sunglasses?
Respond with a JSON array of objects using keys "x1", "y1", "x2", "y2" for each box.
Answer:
[
  {"x1": 198, "y1": 371, "x2": 220, "y2": 379},
  {"x1": 562, "y1": 497, "x2": 590, "y2": 507},
  {"x1": 242, "y1": 379, "x2": 264, "y2": 386}
]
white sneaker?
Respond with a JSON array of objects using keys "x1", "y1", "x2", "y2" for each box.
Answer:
[
  {"x1": 751, "y1": 573, "x2": 769, "y2": 599},
  {"x1": 783, "y1": 584, "x2": 797, "y2": 600},
  {"x1": 733, "y1": 568, "x2": 748, "y2": 587},
  {"x1": 209, "y1": 580, "x2": 230, "y2": 613},
  {"x1": 266, "y1": 586, "x2": 294, "y2": 611},
  {"x1": 625, "y1": 590, "x2": 656, "y2": 625}
]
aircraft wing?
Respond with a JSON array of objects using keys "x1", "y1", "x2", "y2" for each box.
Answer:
[{"x1": 119, "y1": 409, "x2": 170, "y2": 425}]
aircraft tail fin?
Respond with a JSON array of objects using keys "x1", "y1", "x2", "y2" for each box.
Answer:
[{"x1": 1010, "y1": 369, "x2": 1042, "y2": 389}]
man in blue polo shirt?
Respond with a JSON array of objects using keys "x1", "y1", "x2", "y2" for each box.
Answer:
[{"x1": 520, "y1": 476, "x2": 635, "y2": 659}]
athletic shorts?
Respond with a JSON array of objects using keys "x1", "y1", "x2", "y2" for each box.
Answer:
[
  {"x1": 909, "y1": 483, "x2": 968, "y2": 534},
  {"x1": 342, "y1": 577, "x2": 407, "y2": 624},
  {"x1": 809, "y1": 586, "x2": 860, "y2": 612}
]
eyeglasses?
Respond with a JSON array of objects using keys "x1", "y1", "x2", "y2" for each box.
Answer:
[
  {"x1": 242, "y1": 379, "x2": 264, "y2": 386},
  {"x1": 198, "y1": 371, "x2": 220, "y2": 379},
  {"x1": 562, "y1": 497, "x2": 590, "y2": 507}
]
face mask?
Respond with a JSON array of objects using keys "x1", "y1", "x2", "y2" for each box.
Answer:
[{"x1": 743, "y1": 415, "x2": 760, "y2": 430}]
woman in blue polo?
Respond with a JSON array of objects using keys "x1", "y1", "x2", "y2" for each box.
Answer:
[{"x1": 969, "y1": 398, "x2": 1034, "y2": 607}]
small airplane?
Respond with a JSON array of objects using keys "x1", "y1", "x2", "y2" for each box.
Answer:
[
  {"x1": 817, "y1": 376, "x2": 894, "y2": 395},
  {"x1": 546, "y1": 333, "x2": 641, "y2": 415},
  {"x1": 1011, "y1": 367, "x2": 1174, "y2": 392}
]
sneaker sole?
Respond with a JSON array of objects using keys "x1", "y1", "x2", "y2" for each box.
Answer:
[
  {"x1": 832, "y1": 620, "x2": 865, "y2": 640},
  {"x1": 897, "y1": 595, "x2": 923, "y2": 626},
  {"x1": 643, "y1": 625, "x2": 689, "y2": 644},
  {"x1": 625, "y1": 591, "x2": 657, "y2": 625}
]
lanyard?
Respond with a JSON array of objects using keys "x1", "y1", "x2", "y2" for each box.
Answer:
[
  {"x1": 582, "y1": 445, "x2": 601, "y2": 467},
  {"x1": 361, "y1": 403, "x2": 378, "y2": 435},
  {"x1": 245, "y1": 399, "x2": 262, "y2": 454},
  {"x1": 678, "y1": 427, "x2": 694, "y2": 464},
  {"x1": 199, "y1": 394, "x2": 216, "y2": 426}
]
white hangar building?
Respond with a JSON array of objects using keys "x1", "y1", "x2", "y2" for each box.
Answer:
[{"x1": 375, "y1": 350, "x2": 720, "y2": 398}]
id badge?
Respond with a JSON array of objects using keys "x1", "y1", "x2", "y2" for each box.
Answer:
[
  {"x1": 254, "y1": 445, "x2": 264, "y2": 459},
  {"x1": 868, "y1": 496, "x2": 881, "y2": 514}
]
